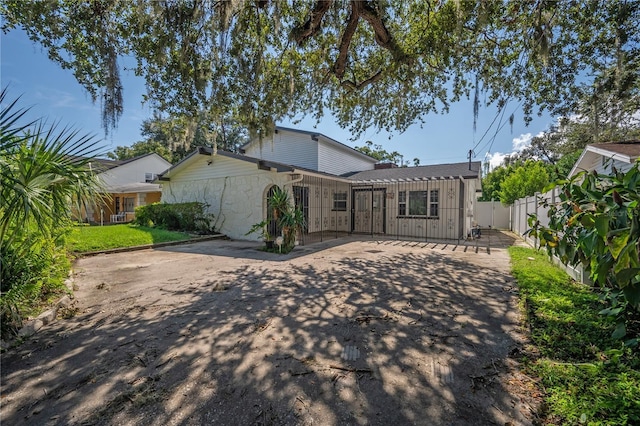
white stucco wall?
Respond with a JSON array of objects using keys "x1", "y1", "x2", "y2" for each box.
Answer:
[{"x1": 161, "y1": 154, "x2": 291, "y2": 240}]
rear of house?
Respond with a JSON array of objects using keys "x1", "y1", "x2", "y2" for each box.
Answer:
[{"x1": 158, "y1": 127, "x2": 481, "y2": 243}]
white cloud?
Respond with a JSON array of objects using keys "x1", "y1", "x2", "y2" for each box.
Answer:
[
  {"x1": 484, "y1": 131, "x2": 547, "y2": 171},
  {"x1": 512, "y1": 133, "x2": 532, "y2": 152},
  {"x1": 486, "y1": 152, "x2": 507, "y2": 170}
]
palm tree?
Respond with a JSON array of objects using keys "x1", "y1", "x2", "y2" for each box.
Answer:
[{"x1": 0, "y1": 87, "x2": 106, "y2": 336}]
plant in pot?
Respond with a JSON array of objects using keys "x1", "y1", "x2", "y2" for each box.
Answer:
[
  {"x1": 268, "y1": 186, "x2": 290, "y2": 220},
  {"x1": 279, "y1": 206, "x2": 306, "y2": 252},
  {"x1": 244, "y1": 220, "x2": 273, "y2": 248}
]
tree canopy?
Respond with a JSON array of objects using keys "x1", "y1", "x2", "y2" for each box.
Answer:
[
  {"x1": 3, "y1": 1, "x2": 638, "y2": 140},
  {"x1": 108, "y1": 115, "x2": 248, "y2": 163}
]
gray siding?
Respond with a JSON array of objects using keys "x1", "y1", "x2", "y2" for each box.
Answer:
[
  {"x1": 244, "y1": 131, "x2": 318, "y2": 171},
  {"x1": 317, "y1": 139, "x2": 376, "y2": 175}
]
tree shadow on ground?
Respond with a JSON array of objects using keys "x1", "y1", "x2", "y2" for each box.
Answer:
[{"x1": 1, "y1": 240, "x2": 535, "y2": 425}]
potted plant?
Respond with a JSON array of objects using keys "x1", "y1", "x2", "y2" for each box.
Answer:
[
  {"x1": 279, "y1": 206, "x2": 306, "y2": 251},
  {"x1": 245, "y1": 220, "x2": 273, "y2": 248},
  {"x1": 268, "y1": 186, "x2": 290, "y2": 220}
]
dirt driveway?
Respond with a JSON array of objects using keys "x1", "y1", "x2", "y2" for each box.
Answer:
[{"x1": 1, "y1": 235, "x2": 537, "y2": 425}]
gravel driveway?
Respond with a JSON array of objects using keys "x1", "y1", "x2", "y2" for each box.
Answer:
[{"x1": 1, "y1": 235, "x2": 537, "y2": 425}]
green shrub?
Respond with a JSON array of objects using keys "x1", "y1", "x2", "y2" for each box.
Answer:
[
  {"x1": 133, "y1": 202, "x2": 214, "y2": 233},
  {"x1": 1, "y1": 230, "x2": 71, "y2": 338},
  {"x1": 510, "y1": 246, "x2": 640, "y2": 425}
]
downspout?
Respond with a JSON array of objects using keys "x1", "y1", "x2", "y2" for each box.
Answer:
[{"x1": 284, "y1": 172, "x2": 304, "y2": 186}]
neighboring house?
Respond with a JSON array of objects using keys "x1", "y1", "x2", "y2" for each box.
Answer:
[
  {"x1": 158, "y1": 127, "x2": 481, "y2": 243},
  {"x1": 568, "y1": 141, "x2": 640, "y2": 177},
  {"x1": 79, "y1": 153, "x2": 172, "y2": 223}
]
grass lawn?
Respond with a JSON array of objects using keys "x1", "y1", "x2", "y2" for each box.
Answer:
[
  {"x1": 67, "y1": 224, "x2": 192, "y2": 253},
  {"x1": 509, "y1": 246, "x2": 640, "y2": 425}
]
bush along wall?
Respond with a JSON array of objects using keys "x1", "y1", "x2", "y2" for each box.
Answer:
[{"x1": 133, "y1": 202, "x2": 215, "y2": 234}]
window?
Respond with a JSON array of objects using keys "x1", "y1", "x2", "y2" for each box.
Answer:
[
  {"x1": 145, "y1": 172, "x2": 156, "y2": 183},
  {"x1": 123, "y1": 197, "x2": 135, "y2": 212},
  {"x1": 333, "y1": 191, "x2": 347, "y2": 211},
  {"x1": 409, "y1": 191, "x2": 427, "y2": 215},
  {"x1": 397, "y1": 190, "x2": 438, "y2": 217},
  {"x1": 429, "y1": 189, "x2": 439, "y2": 217}
]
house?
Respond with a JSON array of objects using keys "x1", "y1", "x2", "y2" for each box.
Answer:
[
  {"x1": 78, "y1": 153, "x2": 172, "y2": 224},
  {"x1": 568, "y1": 141, "x2": 640, "y2": 177},
  {"x1": 157, "y1": 127, "x2": 481, "y2": 243}
]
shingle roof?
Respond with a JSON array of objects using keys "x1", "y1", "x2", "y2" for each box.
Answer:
[
  {"x1": 589, "y1": 141, "x2": 640, "y2": 160},
  {"x1": 347, "y1": 161, "x2": 482, "y2": 181}
]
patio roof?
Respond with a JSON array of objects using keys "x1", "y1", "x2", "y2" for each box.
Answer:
[{"x1": 347, "y1": 161, "x2": 482, "y2": 182}]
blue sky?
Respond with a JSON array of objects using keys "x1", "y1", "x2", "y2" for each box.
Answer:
[{"x1": 2, "y1": 27, "x2": 554, "y2": 166}]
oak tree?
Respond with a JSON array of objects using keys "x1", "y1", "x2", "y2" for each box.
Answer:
[{"x1": 3, "y1": 0, "x2": 638, "y2": 141}]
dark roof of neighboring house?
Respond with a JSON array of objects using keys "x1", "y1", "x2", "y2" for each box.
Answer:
[
  {"x1": 69, "y1": 152, "x2": 167, "y2": 173},
  {"x1": 64, "y1": 155, "x2": 121, "y2": 172},
  {"x1": 346, "y1": 161, "x2": 482, "y2": 181},
  {"x1": 589, "y1": 141, "x2": 640, "y2": 160}
]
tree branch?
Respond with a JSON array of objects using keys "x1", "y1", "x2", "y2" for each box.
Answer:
[
  {"x1": 333, "y1": 1, "x2": 361, "y2": 79},
  {"x1": 291, "y1": 0, "x2": 332, "y2": 45},
  {"x1": 340, "y1": 70, "x2": 383, "y2": 90}
]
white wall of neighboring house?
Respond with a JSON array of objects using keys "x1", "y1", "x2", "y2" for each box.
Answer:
[
  {"x1": 161, "y1": 154, "x2": 291, "y2": 240},
  {"x1": 244, "y1": 130, "x2": 319, "y2": 171},
  {"x1": 99, "y1": 153, "x2": 171, "y2": 187}
]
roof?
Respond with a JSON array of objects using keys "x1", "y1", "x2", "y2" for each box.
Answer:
[
  {"x1": 588, "y1": 141, "x2": 640, "y2": 161},
  {"x1": 158, "y1": 147, "x2": 483, "y2": 184},
  {"x1": 107, "y1": 182, "x2": 163, "y2": 194},
  {"x1": 157, "y1": 147, "x2": 295, "y2": 181},
  {"x1": 568, "y1": 141, "x2": 640, "y2": 177},
  {"x1": 66, "y1": 155, "x2": 121, "y2": 172},
  {"x1": 72, "y1": 152, "x2": 171, "y2": 173},
  {"x1": 241, "y1": 126, "x2": 378, "y2": 163},
  {"x1": 347, "y1": 161, "x2": 482, "y2": 182}
]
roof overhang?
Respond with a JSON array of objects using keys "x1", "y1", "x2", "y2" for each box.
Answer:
[{"x1": 569, "y1": 144, "x2": 640, "y2": 178}]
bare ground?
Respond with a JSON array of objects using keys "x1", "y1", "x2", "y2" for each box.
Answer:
[{"x1": 1, "y1": 234, "x2": 540, "y2": 425}]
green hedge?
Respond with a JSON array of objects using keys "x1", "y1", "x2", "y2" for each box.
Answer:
[
  {"x1": 1, "y1": 229, "x2": 71, "y2": 338},
  {"x1": 133, "y1": 202, "x2": 214, "y2": 233}
]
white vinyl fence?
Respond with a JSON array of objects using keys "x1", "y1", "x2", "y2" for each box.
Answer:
[
  {"x1": 476, "y1": 200, "x2": 511, "y2": 229},
  {"x1": 510, "y1": 188, "x2": 590, "y2": 283}
]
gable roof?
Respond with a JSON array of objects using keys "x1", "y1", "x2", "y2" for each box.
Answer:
[
  {"x1": 157, "y1": 147, "x2": 295, "y2": 181},
  {"x1": 159, "y1": 147, "x2": 483, "y2": 184},
  {"x1": 347, "y1": 161, "x2": 482, "y2": 182},
  {"x1": 71, "y1": 152, "x2": 171, "y2": 173},
  {"x1": 241, "y1": 126, "x2": 378, "y2": 163},
  {"x1": 569, "y1": 141, "x2": 640, "y2": 177}
]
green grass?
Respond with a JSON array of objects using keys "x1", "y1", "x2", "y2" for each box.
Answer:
[
  {"x1": 67, "y1": 224, "x2": 192, "y2": 253},
  {"x1": 509, "y1": 246, "x2": 640, "y2": 425}
]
